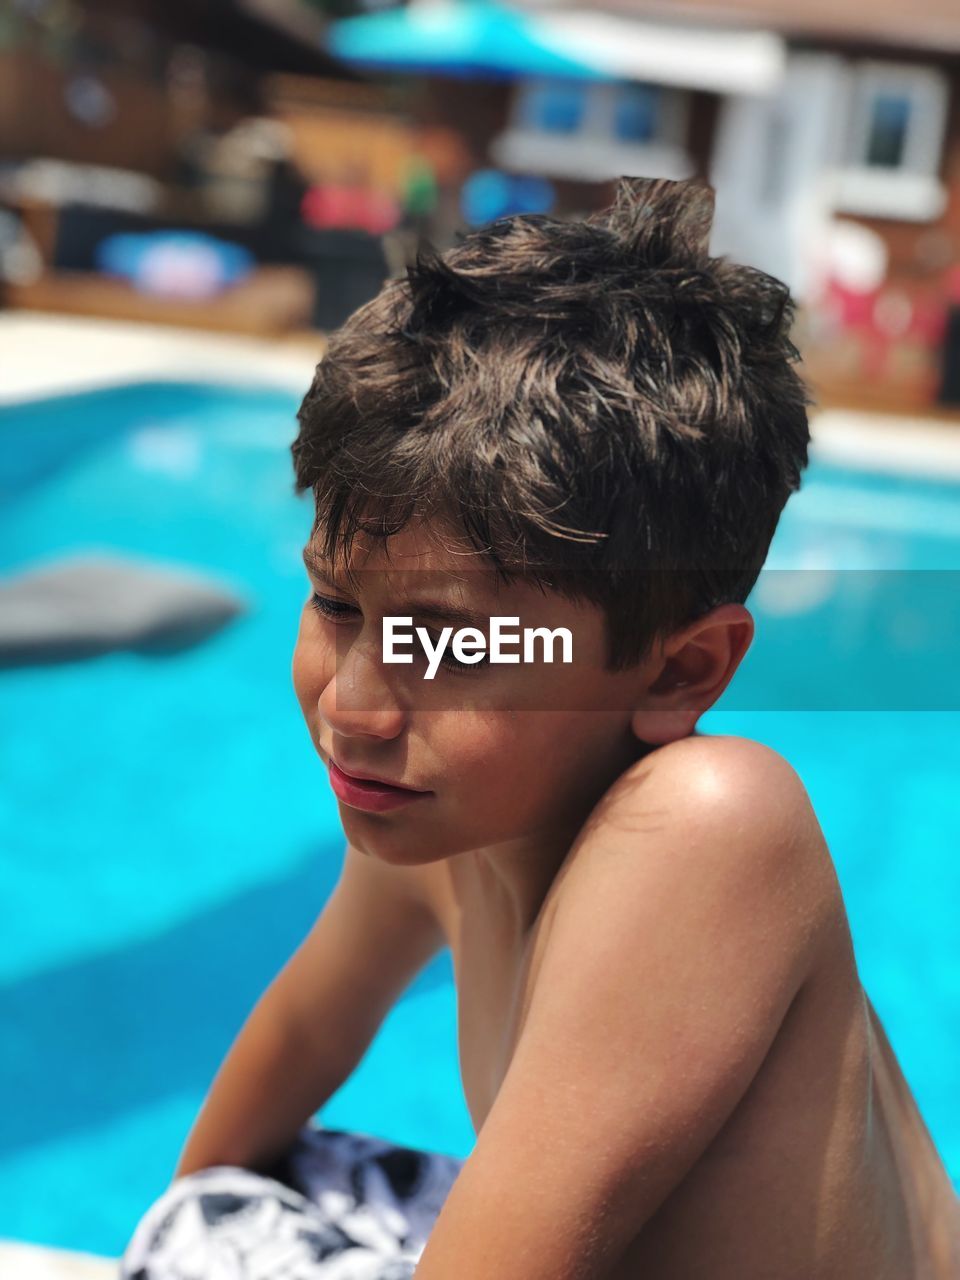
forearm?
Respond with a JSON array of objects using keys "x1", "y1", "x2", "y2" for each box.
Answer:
[
  {"x1": 174, "y1": 845, "x2": 443, "y2": 1182},
  {"x1": 174, "y1": 991, "x2": 350, "y2": 1180}
]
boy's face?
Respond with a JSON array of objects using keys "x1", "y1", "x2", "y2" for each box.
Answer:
[{"x1": 292, "y1": 515, "x2": 653, "y2": 867}]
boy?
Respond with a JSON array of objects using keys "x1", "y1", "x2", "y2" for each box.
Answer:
[{"x1": 122, "y1": 177, "x2": 959, "y2": 1278}]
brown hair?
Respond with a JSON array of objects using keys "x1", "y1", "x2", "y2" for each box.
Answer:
[{"x1": 292, "y1": 176, "x2": 813, "y2": 668}]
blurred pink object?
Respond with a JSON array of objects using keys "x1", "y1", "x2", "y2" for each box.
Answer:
[
  {"x1": 825, "y1": 278, "x2": 879, "y2": 329},
  {"x1": 137, "y1": 243, "x2": 225, "y2": 298},
  {"x1": 301, "y1": 184, "x2": 400, "y2": 235}
]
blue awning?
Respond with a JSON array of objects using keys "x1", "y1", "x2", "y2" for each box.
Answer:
[{"x1": 327, "y1": 0, "x2": 607, "y2": 81}]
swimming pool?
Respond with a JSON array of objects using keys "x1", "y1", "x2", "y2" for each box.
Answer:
[{"x1": 1, "y1": 382, "x2": 957, "y2": 1256}]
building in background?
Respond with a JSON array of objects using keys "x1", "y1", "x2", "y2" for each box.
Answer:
[
  {"x1": 0, "y1": 0, "x2": 440, "y2": 334},
  {"x1": 2, "y1": 0, "x2": 959, "y2": 411},
  {"x1": 0, "y1": 0, "x2": 352, "y2": 176},
  {"x1": 422, "y1": 0, "x2": 960, "y2": 411}
]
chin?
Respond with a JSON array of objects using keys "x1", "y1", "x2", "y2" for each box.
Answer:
[{"x1": 340, "y1": 812, "x2": 453, "y2": 866}]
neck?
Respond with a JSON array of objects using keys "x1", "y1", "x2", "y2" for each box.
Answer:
[
  {"x1": 450, "y1": 732, "x2": 660, "y2": 942},
  {"x1": 448, "y1": 737, "x2": 655, "y2": 939},
  {"x1": 448, "y1": 823, "x2": 580, "y2": 940}
]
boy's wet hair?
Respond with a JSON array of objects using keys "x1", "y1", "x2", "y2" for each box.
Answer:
[{"x1": 292, "y1": 176, "x2": 813, "y2": 668}]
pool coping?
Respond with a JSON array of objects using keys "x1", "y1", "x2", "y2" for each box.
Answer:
[
  {"x1": 810, "y1": 407, "x2": 960, "y2": 478},
  {"x1": 0, "y1": 1241, "x2": 117, "y2": 1278},
  {"x1": 0, "y1": 312, "x2": 319, "y2": 405}
]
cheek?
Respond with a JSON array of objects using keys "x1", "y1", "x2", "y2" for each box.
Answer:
[
  {"x1": 291, "y1": 612, "x2": 335, "y2": 712},
  {"x1": 467, "y1": 715, "x2": 619, "y2": 805},
  {"x1": 437, "y1": 714, "x2": 577, "y2": 800}
]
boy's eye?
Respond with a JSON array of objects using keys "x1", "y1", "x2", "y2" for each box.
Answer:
[
  {"x1": 306, "y1": 602, "x2": 488, "y2": 673},
  {"x1": 440, "y1": 651, "x2": 489, "y2": 674},
  {"x1": 436, "y1": 636, "x2": 489, "y2": 674},
  {"x1": 309, "y1": 592, "x2": 359, "y2": 621}
]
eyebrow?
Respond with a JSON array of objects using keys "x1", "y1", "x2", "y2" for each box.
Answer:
[{"x1": 302, "y1": 546, "x2": 492, "y2": 632}]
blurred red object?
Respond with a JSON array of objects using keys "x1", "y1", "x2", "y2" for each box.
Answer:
[
  {"x1": 824, "y1": 278, "x2": 878, "y2": 330},
  {"x1": 301, "y1": 184, "x2": 400, "y2": 235},
  {"x1": 820, "y1": 276, "x2": 947, "y2": 382}
]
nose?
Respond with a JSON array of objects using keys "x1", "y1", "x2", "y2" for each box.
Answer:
[{"x1": 317, "y1": 634, "x2": 406, "y2": 742}]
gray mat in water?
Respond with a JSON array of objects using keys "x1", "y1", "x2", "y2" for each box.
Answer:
[{"x1": 0, "y1": 554, "x2": 246, "y2": 665}]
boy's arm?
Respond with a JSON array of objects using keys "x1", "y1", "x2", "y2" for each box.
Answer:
[
  {"x1": 175, "y1": 842, "x2": 444, "y2": 1179},
  {"x1": 413, "y1": 738, "x2": 837, "y2": 1280}
]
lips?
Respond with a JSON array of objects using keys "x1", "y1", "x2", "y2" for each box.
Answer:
[
  {"x1": 332, "y1": 760, "x2": 426, "y2": 792},
  {"x1": 327, "y1": 758, "x2": 431, "y2": 814}
]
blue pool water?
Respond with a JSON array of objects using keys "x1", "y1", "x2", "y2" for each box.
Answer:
[{"x1": 1, "y1": 382, "x2": 958, "y2": 1255}]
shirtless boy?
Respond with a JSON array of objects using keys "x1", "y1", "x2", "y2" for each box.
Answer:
[{"x1": 132, "y1": 178, "x2": 959, "y2": 1278}]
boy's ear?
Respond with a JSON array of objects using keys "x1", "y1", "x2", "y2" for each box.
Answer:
[{"x1": 630, "y1": 604, "x2": 754, "y2": 747}]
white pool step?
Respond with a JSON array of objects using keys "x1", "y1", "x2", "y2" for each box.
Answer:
[{"x1": 0, "y1": 1241, "x2": 117, "y2": 1279}]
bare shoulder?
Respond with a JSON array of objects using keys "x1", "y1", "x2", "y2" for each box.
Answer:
[
  {"x1": 599, "y1": 733, "x2": 831, "y2": 865},
  {"x1": 614, "y1": 733, "x2": 817, "y2": 817},
  {"x1": 553, "y1": 734, "x2": 844, "y2": 976}
]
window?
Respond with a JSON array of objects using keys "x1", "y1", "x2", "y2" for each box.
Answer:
[
  {"x1": 492, "y1": 79, "x2": 692, "y2": 183},
  {"x1": 864, "y1": 92, "x2": 911, "y2": 168},
  {"x1": 834, "y1": 61, "x2": 949, "y2": 220},
  {"x1": 613, "y1": 84, "x2": 660, "y2": 144},
  {"x1": 519, "y1": 80, "x2": 588, "y2": 135}
]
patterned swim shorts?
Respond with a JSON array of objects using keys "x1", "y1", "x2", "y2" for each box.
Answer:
[{"x1": 121, "y1": 1125, "x2": 466, "y2": 1280}]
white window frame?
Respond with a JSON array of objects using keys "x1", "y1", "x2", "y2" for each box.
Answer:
[
  {"x1": 490, "y1": 78, "x2": 693, "y2": 183},
  {"x1": 833, "y1": 60, "x2": 949, "y2": 221}
]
